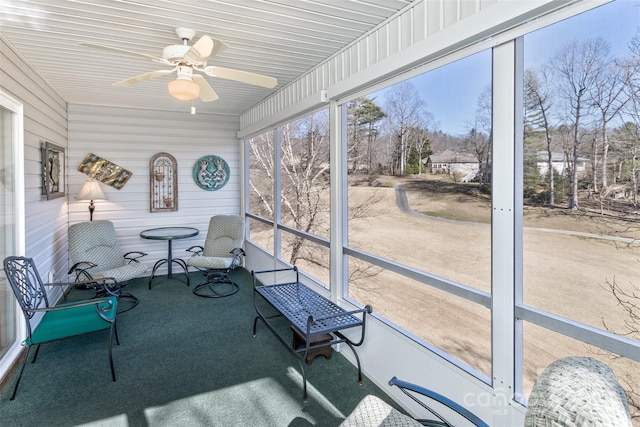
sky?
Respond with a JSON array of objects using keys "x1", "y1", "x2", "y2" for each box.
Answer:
[{"x1": 372, "y1": 0, "x2": 640, "y2": 136}]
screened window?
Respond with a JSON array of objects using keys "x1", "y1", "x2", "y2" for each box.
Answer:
[
  {"x1": 278, "y1": 109, "x2": 331, "y2": 285},
  {"x1": 247, "y1": 130, "x2": 275, "y2": 253},
  {"x1": 246, "y1": 110, "x2": 331, "y2": 287},
  {"x1": 521, "y1": 0, "x2": 639, "y2": 400},
  {"x1": 345, "y1": 51, "x2": 493, "y2": 377}
]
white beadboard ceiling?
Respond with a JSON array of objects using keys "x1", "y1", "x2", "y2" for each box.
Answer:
[{"x1": 1, "y1": 0, "x2": 413, "y2": 115}]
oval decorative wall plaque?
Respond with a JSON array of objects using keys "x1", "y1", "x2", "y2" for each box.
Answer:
[{"x1": 192, "y1": 155, "x2": 230, "y2": 191}]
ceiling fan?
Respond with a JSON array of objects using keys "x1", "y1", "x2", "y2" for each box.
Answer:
[{"x1": 80, "y1": 28, "x2": 278, "y2": 103}]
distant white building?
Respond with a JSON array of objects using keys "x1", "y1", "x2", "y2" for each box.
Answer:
[
  {"x1": 423, "y1": 150, "x2": 480, "y2": 182},
  {"x1": 536, "y1": 151, "x2": 590, "y2": 177}
]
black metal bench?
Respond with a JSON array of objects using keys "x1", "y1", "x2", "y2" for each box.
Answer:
[{"x1": 252, "y1": 266, "x2": 372, "y2": 402}]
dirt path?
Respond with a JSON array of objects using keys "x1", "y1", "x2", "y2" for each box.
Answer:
[{"x1": 385, "y1": 177, "x2": 638, "y2": 244}]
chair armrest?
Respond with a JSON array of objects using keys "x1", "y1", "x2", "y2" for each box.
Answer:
[
  {"x1": 229, "y1": 247, "x2": 245, "y2": 269},
  {"x1": 47, "y1": 277, "x2": 120, "y2": 296},
  {"x1": 31, "y1": 297, "x2": 115, "y2": 313},
  {"x1": 47, "y1": 277, "x2": 118, "y2": 287},
  {"x1": 230, "y1": 248, "x2": 245, "y2": 256},
  {"x1": 186, "y1": 246, "x2": 204, "y2": 256},
  {"x1": 124, "y1": 251, "x2": 147, "y2": 263},
  {"x1": 68, "y1": 261, "x2": 96, "y2": 275},
  {"x1": 389, "y1": 377, "x2": 489, "y2": 427},
  {"x1": 68, "y1": 261, "x2": 97, "y2": 284}
]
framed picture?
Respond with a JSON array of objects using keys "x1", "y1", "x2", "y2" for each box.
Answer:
[{"x1": 41, "y1": 141, "x2": 65, "y2": 200}]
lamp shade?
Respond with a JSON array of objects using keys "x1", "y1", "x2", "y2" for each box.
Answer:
[
  {"x1": 167, "y1": 78, "x2": 200, "y2": 102},
  {"x1": 75, "y1": 180, "x2": 107, "y2": 201}
]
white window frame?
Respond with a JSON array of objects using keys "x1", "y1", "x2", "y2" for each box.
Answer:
[{"x1": 0, "y1": 90, "x2": 26, "y2": 382}]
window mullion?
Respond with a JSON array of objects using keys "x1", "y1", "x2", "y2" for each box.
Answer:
[{"x1": 491, "y1": 38, "x2": 518, "y2": 425}]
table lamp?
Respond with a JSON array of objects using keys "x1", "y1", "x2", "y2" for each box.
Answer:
[{"x1": 75, "y1": 179, "x2": 107, "y2": 221}]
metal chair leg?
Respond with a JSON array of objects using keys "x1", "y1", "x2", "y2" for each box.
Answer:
[
  {"x1": 109, "y1": 324, "x2": 116, "y2": 382},
  {"x1": 192, "y1": 270, "x2": 239, "y2": 298},
  {"x1": 10, "y1": 347, "x2": 31, "y2": 400}
]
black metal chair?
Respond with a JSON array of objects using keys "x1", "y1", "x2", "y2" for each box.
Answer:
[
  {"x1": 3, "y1": 256, "x2": 119, "y2": 400},
  {"x1": 186, "y1": 215, "x2": 245, "y2": 298}
]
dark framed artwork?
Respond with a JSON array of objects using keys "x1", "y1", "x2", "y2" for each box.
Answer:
[
  {"x1": 41, "y1": 141, "x2": 65, "y2": 200},
  {"x1": 150, "y1": 152, "x2": 178, "y2": 212}
]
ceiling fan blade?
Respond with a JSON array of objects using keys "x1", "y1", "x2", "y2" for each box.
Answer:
[
  {"x1": 193, "y1": 75, "x2": 219, "y2": 102},
  {"x1": 184, "y1": 35, "x2": 214, "y2": 63},
  {"x1": 79, "y1": 42, "x2": 168, "y2": 64},
  {"x1": 203, "y1": 66, "x2": 277, "y2": 89},
  {"x1": 113, "y1": 69, "x2": 175, "y2": 87},
  {"x1": 209, "y1": 37, "x2": 229, "y2": 58}
]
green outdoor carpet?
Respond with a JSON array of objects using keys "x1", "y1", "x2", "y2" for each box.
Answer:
[{"x1": 0, "y1": 269, "x2": 399, "y2": 427}]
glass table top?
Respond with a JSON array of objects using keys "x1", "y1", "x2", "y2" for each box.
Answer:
[{"x1": 139, "y1": 227, "x2": 199, "y2": 240}]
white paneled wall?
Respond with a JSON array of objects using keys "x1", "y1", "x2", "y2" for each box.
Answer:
[
  {"x1": 0, "y1": 36, "x2": 68, "y2": 283},
  {"x1": 68, "y1": 104, "x2": 241, "y2": 278}
]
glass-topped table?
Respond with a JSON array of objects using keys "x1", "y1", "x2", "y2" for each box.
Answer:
[{"x1": 140, "y1": 227, "x2": 199, "y2": 289}]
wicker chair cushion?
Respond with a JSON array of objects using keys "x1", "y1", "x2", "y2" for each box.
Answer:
[
  {"x1": 202, "y1": 215, "x2": 244, "y2": 257},
  {"x1": 340, "y1": 395, "x2": 423, "y2": 427},
  {"x1": 69, "y1": 220, "x2": 127, "y2": 270},
  {"x1": 89, "y1": 263, "x2": 148, "y2": 282},
  {"x1": 69, "y1": 220, "x2": 147, "y2": 281},
  {"x1": 525, "y1": 356, "x2": 632, "y2": 427},
  {"x1": 187, "y1": 215, "x2": 244, "y2": 269},
  {"x1": 187, "y1": 256, "x2": 233, "y2": 269}
]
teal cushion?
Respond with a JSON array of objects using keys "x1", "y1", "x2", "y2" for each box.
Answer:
[{"x1": 27, "y1": 297, "x2": 117, "y2": 345}]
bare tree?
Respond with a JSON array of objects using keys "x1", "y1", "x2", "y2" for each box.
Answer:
[
  {"x1": 408, "y1": 126, "x2": 432, "y2": 175},
  {"x1": 551, "y1": 38, "x2": 611, "y2": 210},
  {"x1": 279, "y1": 111, "x2": 331, "y2": 264},
  {"x1": 602, "y1": 273, "x2": 640, "y2": 421},
  {"x1": 525, "y1": 68, "x2": 556, "y2": 204},
  {"x1": 590, "y1": 58, "x2": 628, "y2": 191},
  {"x1": 248, "y1": 131, "x2": 276, "y2": 218},
  {"x1": 464, "y1": 86, "x2": 492, "y2": 185},
  {"x1": 383, "y1": 81, "x2": 424, "y2": 175},
  {"x1": 619, "y1": 30, "x2": 640, "y2": 206}
]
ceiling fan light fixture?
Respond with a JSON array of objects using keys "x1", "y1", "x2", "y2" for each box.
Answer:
[{"x1": 167, "y1": 78, "x2": 200, "y2": 101}]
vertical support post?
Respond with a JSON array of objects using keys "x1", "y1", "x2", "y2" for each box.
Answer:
[
  {"x1": 274, "y1": 126, "x2": 282, "y2": 268},
  {"x1": 512, "y1": 36, "x2": 526, "y2": 403},
  {"x1": 491, "y1": 37, "x2": 522, "y2": 424},
  {"x1": 329, "y1": 100, "x2": 346, "y2": 301}
]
